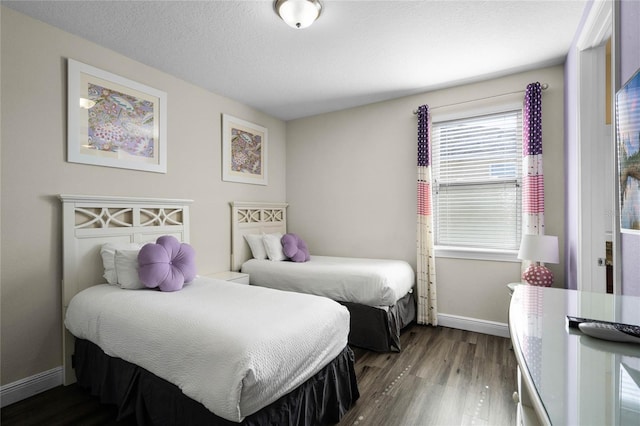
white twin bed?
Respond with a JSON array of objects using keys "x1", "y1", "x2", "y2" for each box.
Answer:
[
  {"x1": 60, "y1": 195, "x2": 358, "y2": 425},
  {"x1": 242, "y1": 256, "x2": 414, "y2": 307},
  {"x1": 231, "y1": 201, "x2": 416, "y2": 352}
]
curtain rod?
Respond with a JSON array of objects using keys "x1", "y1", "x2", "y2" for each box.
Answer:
[{"x1": 412, "y1": 83, "x2": 548, "y2": 115}]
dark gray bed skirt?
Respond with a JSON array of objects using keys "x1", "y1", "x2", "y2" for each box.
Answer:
[
  {"x1": 73, "y1": 338, "x2": 359, "y2": 426},
  {"x1": 339, "y1": 290, "x2": 416, "y2": 352}
]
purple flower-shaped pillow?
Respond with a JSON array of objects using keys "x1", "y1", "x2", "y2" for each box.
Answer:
[
  {"x1": 281, "y1": 233, "x2": 310, "y2": 263},
  {"x1": 138, "y1": 235, "x2": 196, "y2": 292}
]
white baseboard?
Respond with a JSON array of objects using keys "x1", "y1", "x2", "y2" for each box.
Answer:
[
  {"x1": 438, "y1": 313, "x2": 510, "y2": 338},
  {"x1": 1, "y1": 366, "x2": 63, "y2": 408}
]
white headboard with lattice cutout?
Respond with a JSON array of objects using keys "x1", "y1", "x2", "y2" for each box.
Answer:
[
  {"x1": 230, "y1": 201, "x2": 288, "y2": 271},
  {"x1": 59, "y1": 194, "x2": 193, "y2": 385}
]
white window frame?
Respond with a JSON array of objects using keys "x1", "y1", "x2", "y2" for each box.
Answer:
[{"x1": 431, "y1": 100, "x2": 523, "y2": 262}]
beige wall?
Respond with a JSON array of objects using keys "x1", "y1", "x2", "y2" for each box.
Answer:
[
  {"x1": 0, "y1": 8, "x2": 286, "y2": 386},
  {"x1": 286, "y1": 65, "x2": 566, "y2": 325}
]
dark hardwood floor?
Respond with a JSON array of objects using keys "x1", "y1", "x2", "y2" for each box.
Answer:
[{"x1": 1, "y1": 325, "x2": 517, "y2": 425}]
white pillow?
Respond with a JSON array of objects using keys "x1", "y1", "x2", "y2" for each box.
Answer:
[
  {"x1": 263, "y1": 233, "x2": 286, "y2": 261},
  {"x1": 244, "y1": 234, "x2": 268, "y2": 260},
  {"x1": 114, "y1": 249, "x2": 145, "y2": 289},
  {"x1": 100, "y1": 242, "x2": 143, "y2": 285}
]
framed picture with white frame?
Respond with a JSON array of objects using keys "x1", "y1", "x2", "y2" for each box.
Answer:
[
  {"x1": 67, "y1": 59, "x2": 167, "y2": 173},
  {"x1": 221, "y1": 114, "x2": 268, "y2": 185}
]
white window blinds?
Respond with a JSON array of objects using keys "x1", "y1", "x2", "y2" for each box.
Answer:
[{"x1": 432, "y1": 110, "x2": 523, "y2": 250}]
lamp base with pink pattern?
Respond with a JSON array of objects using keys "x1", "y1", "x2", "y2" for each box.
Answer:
[{"x1": 522, "y1": 264, "x2": 554, "y2": 287}]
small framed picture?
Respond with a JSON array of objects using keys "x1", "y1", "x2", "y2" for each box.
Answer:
[
  {"x1": 222, "y1": 114, "x2": 268, "y2": 185},
  {"x1": 67, "y1": 59, "x2": 167, "y2": 173}
]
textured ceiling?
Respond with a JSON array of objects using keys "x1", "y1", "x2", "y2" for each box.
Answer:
[{"x1": 3, "y1": 0, "x2": 588, "y2": 121}]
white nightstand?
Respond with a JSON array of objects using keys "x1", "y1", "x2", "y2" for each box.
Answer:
[{"x1": 205, "y1": 271, "x2": 250, "y2": 284}]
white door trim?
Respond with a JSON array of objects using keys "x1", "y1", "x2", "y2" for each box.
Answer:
[
  {"x1": 575, "y1": 0, "x2": 615, "y2": 293},
  {"x1": 577, "y1": 0, "x2": 612, "y2": 51}
]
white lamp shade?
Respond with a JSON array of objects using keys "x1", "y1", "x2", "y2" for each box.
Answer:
[
  {"x1": 518, "y1": 234, "x2": 559, "y2": 264},
  {"x1": 276, "y1": 0, "x2": 321, "y2": 29}
]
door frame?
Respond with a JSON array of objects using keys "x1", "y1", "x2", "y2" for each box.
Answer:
[{"x1": 575, "y1": 0, "x2": 618, "y2": 293}]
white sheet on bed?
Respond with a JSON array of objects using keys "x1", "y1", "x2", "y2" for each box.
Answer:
[
  {"x1": 241, "y1": 255, "x2": 415, "y2": 307},
  {"x1": 64, "y1": 277, "x2": 349, "y2": 422}
]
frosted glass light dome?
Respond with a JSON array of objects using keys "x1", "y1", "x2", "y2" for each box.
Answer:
[{"x1": 275, "y1": 0, "x2": 322, "y2": 29}]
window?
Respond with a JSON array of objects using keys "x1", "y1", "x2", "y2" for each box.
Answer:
[{"x1": 432, "y1": 109, "x2": 522, "y2": 253}]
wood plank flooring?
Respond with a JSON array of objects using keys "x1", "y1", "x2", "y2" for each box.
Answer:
[
  {"x1": 339, "y1": 324, "x2": 517, "y2": 426},
  {"x1": 1, "y1": 324, "x2": 517, "y2": 426}
]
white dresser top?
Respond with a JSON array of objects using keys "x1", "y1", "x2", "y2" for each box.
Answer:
[{"x1": 509, "y1": 285, "x2": 640, "y2": 425}]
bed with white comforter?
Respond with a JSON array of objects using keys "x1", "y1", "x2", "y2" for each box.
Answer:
[
  {"x1": 229, "y1": 201, "x2": 416, "y2": 352},
  {"x1": 241, "y1": 255, "x2": 415, "y2": 307},
  {"x1": 65, "y1": 276, "x2": 350, "y2": 423}
]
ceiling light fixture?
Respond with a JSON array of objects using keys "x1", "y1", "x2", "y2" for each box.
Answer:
[{"x1": 275, "y1": 0, "x2": 322, "y2": 29}]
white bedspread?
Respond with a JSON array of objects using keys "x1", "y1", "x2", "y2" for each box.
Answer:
[
  {"x1": 64, "y1": 277, "x2": 349, "y2": 422},
  {"x1": 241, "y1": 255, "x2": 415, "y2": 307}
]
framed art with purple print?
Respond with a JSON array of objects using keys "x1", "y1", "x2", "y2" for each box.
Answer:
[
  {"x1": 616, "y1": 68, "x2": 640, "y2": 233},
  {"x1": 222, "y1": 114, "x2": 268, "y2": 185},
  {"x1": 67, "y1": 59, "x2": 167, "y2": 173}
]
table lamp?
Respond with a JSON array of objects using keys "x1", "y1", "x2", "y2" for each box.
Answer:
[{"x1": 517, "y1": 234, "x2": 559, "y2": 286}]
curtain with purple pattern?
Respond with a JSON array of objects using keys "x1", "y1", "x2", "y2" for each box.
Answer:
[
  {"x1": 522, "y1": 82, "x2": 545, "y2": 237},
  {"x1": 417, "y1": 104, "x2": 437, "y2": 325}
]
